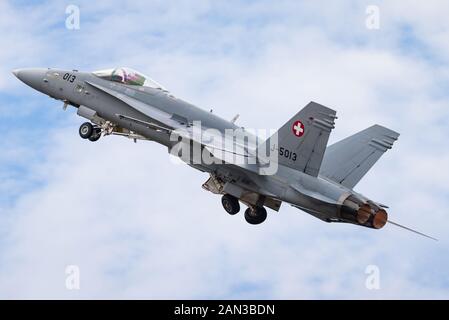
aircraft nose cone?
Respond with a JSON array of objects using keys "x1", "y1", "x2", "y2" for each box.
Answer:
[{"x1": 12, "y1": 68, "x2": 47, "y2": 91}]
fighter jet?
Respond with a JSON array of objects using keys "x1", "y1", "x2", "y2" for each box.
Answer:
[{"x1": 13, "y1": 67, "x2": 435, "y2": 239}]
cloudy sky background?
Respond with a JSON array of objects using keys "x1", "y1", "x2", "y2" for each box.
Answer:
[{"x1": 0, "y1": 0, "x2": 448, "y2": 299}]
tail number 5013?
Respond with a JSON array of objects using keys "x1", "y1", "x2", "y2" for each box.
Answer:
[{"x1": 279, "y1": 147, "x2": 297, "y2": 161}]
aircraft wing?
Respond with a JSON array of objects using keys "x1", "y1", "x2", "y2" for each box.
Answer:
[
  {"x1": 86, "y1": 81, "x2": 256, "y2": 162},
  {"x1": 320, "y1": 125, "x2": 400, "y2": 189},
  {"x1": 86, "y1": 81, "x2": 181, "y2": 130}
]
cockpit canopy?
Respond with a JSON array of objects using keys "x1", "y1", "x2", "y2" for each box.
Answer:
[{"x1": 93, "y1": 67, "x2": 167, "y2": 91}]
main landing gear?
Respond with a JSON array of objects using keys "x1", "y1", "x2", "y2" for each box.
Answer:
[
  {"x1": 244, "y1": 206, "x2": 267, "y2": 225},
  {"x1": 221, "y1": 194, "x2": 240, "y2": 215},
  {"x1": 79, "y1": 122, "x2": 102, "y2": 142},
  {"x1": 221, "y1": 194, "x2": 267, "y2": 225}
]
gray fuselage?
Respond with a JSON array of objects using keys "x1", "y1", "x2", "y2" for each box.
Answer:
[{"x1": 14, "y1": 68, "x2": 373, "y2": 225}]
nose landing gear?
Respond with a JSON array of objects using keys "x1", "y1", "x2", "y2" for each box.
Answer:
[
  {"x1": 79, "y1": 122, "x2": 93, "y2": 139},
  {"x1": 79, "y1": 122, "x2": 102, "y2": 142},
  {"x1": 88, "y1": 128, "x2": 102, "y2": 142}
]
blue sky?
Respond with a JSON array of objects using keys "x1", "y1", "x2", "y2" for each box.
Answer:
[{"x1": 0, "y1": 0, "x2": 449, "y2": 299}]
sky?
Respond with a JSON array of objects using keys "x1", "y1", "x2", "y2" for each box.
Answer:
[{"x1": 0, "y1": 0, "x2": 448, "y2": 299}]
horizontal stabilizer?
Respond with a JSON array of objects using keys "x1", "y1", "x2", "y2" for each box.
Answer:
[{"x1": 320, "y1": 125, "x2": 399, "y2": 189}]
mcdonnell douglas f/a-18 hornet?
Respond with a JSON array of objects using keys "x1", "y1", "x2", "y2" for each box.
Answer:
[{"x1": 13, "y1": 67, "x2": 435, "y2": 240}]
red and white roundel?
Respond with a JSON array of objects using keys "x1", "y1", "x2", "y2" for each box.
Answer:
[{"x1": 292, "y1": 120, "x2": 305, "y2": 137}]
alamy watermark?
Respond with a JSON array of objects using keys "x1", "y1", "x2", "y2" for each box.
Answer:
[
  {"x1": 65, "y1": 4, "x2": 80, "y2": 30},
  {"x1": 168, "y1": 122, "x2": 279, "y2": 175},
  {"x1": 365, "y1": 264, "x2": 380, "y2": 290},
  {"x1": 365, "y1": 5, "x2": 380, "y2": 30},
  {"x1": 65, "y1": 265, "x2": 80, "y2": 290}
]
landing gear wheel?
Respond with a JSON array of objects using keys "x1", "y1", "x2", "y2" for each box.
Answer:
[
  {"x1": 221, "y1": 194, "x2": 240, "y2": 215},
  {"x1": 79, "y1": 122, "x2": 94, "y2": 139},
  {"x1": 244, "y1": 207, "x2": 267, "y2": 225},
  {"x1": 88, "y1": 128, "x2": 102, "y2": 142}
]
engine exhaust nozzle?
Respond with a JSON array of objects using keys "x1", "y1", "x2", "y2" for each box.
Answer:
[
  {"x1": 356, "y1": 204, "x2": 372, "y2": 224},
  {"x1": 340, "y1": 195, "x2": 388, "y2": 229},
  {"x1": 372, "y1": 209, "x2": 388, "y2": 229}
]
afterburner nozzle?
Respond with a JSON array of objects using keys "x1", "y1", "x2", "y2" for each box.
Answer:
[
  {"x1": 372, "y1": 209, "x2": 388, "y2": 229},
  {"x1": 340, "y1": 195, "x2": 389, "y2": 229},
  {"x1": 356, "y1": 204, "x2": 372, "y2": 224}
]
